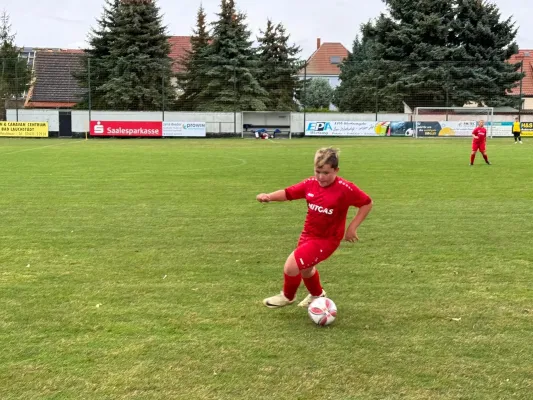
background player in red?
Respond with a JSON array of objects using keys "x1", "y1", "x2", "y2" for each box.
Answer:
[
  {"x1": 256, "y1": 147, "x2": 373, "y2": 308},
  {"x1": 470, "y1": 120, "x2": 491, "y2": 166}
]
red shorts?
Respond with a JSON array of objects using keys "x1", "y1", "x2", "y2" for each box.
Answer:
[
  {"x1": 294, "y1": 236, "x2": 340, "y2": 270},
  {"x1": 472, "y1": 140, "x2": 486, "y2": 152}
]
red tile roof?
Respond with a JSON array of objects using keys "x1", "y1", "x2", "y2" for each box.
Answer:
[
  {"x1": 168, "y1": 36, "x2": 192, "y2": 73},
  {"x1": 25, "y1": 101, "x2": 77, "y2": 108},
  {"x1": 301, "y1": 42, "x2": 349, "y2": 76},
  {"x1": 59, "y1": 49, "x2": 85, "y2": 54},
  {"x1": 508, "y1": 50, "x2": 533, "y2": 96}
]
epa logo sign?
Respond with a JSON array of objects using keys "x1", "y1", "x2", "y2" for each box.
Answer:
[{"x1": 307, "y1": 122, "x2": 332, "y2": 132}]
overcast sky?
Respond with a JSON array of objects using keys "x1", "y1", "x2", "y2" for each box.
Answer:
[{"x1": 3, "y1": 0, "x2": 533, "y2": 57}]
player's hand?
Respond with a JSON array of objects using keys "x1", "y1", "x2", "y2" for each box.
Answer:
[
  {"x1": 256, "y1": 193, "x2": 271, "y2": 203},
  {"x1": 473, "y1": 136, "x2": 479, "y2": 140},
  {"x1": 344, "y1": 229, "x2": 359, "y2": 243}
]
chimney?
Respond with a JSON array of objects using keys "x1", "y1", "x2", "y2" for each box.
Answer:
[{"x1": 317, "y1": 38, "x2": 321, "y2": 50}]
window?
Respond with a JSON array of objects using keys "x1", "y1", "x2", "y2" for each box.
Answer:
[{"x1": 330, "y1": 56, "x2": 342, "y2": 64}]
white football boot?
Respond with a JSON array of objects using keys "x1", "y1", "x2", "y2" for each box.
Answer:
[
  {"x1": 263, "y1": 292, "x2": 295, "y2": 308},
  {"x1": 297, "y1": 290, "x2": 327, "y2": 307}
]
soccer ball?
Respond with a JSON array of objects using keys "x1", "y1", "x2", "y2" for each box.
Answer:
[{"x1": 308, "y1": 297, "x2": 337, "y2": 326}]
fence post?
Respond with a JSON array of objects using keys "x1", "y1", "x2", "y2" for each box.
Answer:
[
  {"x1": 303, "y1": 65, "x2": 307, "y2": 136},
  {"x1": 519, "y1": 59, "x2": 524, "y2": 121},
  {"x1": 375, "y1": 77, "x2": 379, "y2": 122},
  {"x1": 162, "y1": 75, "x2": 165, "y2": 122},
  {"x1": 15, "y1": 60, "x2": 19, "y2": 122},
  {"x1": 88, "y1": 57, "x2": 92, "y2": 125},
  {"x1": 446, "y1": 88, "x2": 449, "y2": 121},
  {"x1": 233, "y1": 65, "x2": 237, "y2": 137}
]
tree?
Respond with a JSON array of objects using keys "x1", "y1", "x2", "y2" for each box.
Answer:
[
  {"x1": 335, "y1": 0, "x2": 522, "y2": 111},
  {"x1": 175, "y1": 5, "x2": 211, "y2": 111},
  {"x1": 451, "y1": 0, "x2": 523, "y2": 107},
  {"x1": 302, "y1": 78, "x2": 333, "y2": 110},
  {"x1": 98, "y1": 0, "x2": 175, "y2": 111},
  {"x1": 0, "y1": 10, "x2": 31, "y2": 113},
  {"x1": 75, "y1": 0, "x2": 120, "y2": 109},
  {"x1": 334, "y1": 32, "x2": 391, "y2": 112},
  {"x1": 197, "y1": 0, "x2": 268, "y2": 111},
  {"x1": 256, "y1": 20, "x2": 304, "y2": 111}
]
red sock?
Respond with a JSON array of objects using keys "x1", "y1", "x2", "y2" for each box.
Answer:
[
  {"x1": 470, "y1": 153, "x2": 476, "y2": 164},
  {"x1": 482, "y1": 153, "x2": 489, "y2": 163},
  {"x1": 283, "y1": 273, "x2": 301, "y2": 300},
  {"x1": 302, "y1": 270, "x2": 323, "y2": 296}
]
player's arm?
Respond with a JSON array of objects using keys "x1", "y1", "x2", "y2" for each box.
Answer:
[
  {"x1": 345, "y1": 201, "x2": 373, "y2": 242},
  {"x1": 256, "y1": 190, "x2": 287, "y2": 203},
  {"x1": 257, "y1": 179, "x2": 308, "y2": 203},
  {"x1": 472, "y1": 127, "x2": 479, "y2": 140}
]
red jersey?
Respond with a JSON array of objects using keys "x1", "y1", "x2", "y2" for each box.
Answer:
[
  {"x1": 472, "y1": 127, "x2": 487, "y2": 142},
  {"x1": 285, "y1": 177, "x2": 372, "y2": 242}
]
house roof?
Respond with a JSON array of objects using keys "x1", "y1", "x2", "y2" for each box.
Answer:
[
  {"x1": 168, "y1": 36, "x2": 192, "y2": 73},
  {"x1": 25, "y1": 52, "x2": 85, "y2": 108},
  {"x1": 301, "y1": 42, "x2": 349, "y2": 76},
  {"x1": 508, "y1": 50, "x2": 533, "y2": 97},
  {"x1": 25, "y1": 37, "x2": 192, "y2": 108},
  {"x1": 26, "y1": 101, "x2": 78, "y2": 108}
]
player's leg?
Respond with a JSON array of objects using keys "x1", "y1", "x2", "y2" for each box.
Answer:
[
  {"x1": 470, "y1": 141, "x2": 479, "y2": 165},
  {"x1": 514, "y1": 132, "x2": 519, "y2": 143},
  {"x1": 262, "y1": 239, "x2": 339, "y2": 308},
  {"x1": 297, "y1": 266, "x2": 327, "y2": 307},
  {"x1": 519, "y1": 133, "x2": 523, "y2": 144},
  {"x1": 263, "y1": 252, "x2": 301, "y2": 308},
  {"x1": 480, "y1": 143, "x2": 490, "y2": 164},
  {"x1": 470, "y1": 150, "x2": 477, "y2": 165},
  {"x1": 294, "y1": 239, "x2": 339, "y2": 307}
]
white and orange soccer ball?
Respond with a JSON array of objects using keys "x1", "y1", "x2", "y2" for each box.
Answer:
[{"x1": 308, "y1": 297, "x2": 337, "y2": 326}]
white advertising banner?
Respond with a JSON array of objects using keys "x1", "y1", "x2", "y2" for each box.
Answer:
[
  {"x1": 488, "y1": 122, "x2": 513, "y2": 137},
  {"x1": 437, "y1": 121, "x2": 477, "y2": 137},
  {"x1": 163, "y1": 122, "x2": 206, "y2": 137},
  {"x1": 416, "y1": 121, "x2": 513, "y2": 137},
  {"x1": 305, "y1": 121, "x2": 389, "y2": 136}
]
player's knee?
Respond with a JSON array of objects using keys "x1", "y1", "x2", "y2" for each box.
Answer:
[
  {"x1": 283, "y1": 253, "x2": 300, "y2": 276},
  {"x1": 301, "y1": 267, "x2": 316, "y2": 279}
]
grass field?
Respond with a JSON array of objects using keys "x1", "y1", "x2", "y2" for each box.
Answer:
[{"x1": 0, "y1": 137, "x2": 532, "y2": 400}]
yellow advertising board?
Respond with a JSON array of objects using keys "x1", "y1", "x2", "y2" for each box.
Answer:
[
  {"x1": 521, "y1": 122, "x2": 533, "y2": 137},
  {"x1": 0, "y1": 122, "x2": 49, "y2": 137}
]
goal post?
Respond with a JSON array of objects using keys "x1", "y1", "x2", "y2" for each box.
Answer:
[{"x1": 413, "y1": 107, "x2": 494, "y2": 138}]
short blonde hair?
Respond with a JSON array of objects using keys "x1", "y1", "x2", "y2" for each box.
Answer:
[{"x1": 315, "y1": 147, "x2": 340, "y2": 169}]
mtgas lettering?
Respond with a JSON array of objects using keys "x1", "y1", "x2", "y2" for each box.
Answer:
[{"x1": 308, "y1": 203, "x2": 333, "y2": 215}]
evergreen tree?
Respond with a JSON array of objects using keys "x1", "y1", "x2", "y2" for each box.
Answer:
[
  {"x1": 0, "y1": 11, "x2": 31, "y2": 111},
  {"x1": 336, "y1": 0, "x2": 522, "y2": 111},
  {"x1": 334, "y1": 18, "x2": 406, "y2": 112},
  {"x1": 334, "y1": 32, "x2": 386, "y2": 112},
  {"x1": 452, "y1": 0, "x2": 522, "y2": 107},
  {"x1": 198, "y1": 0, "x2": 268, "y2": 111},
  {"x1": 75, "y1": 0, "x2": 120, "y2": 109},
  {"x1": 385, "y1": 0, "x2": 457, "y2": 109},
  {"x1": 175, "y1": 5, "x2": 210, "y2": 111},
  {"x1": 257, "y1": 20, "x2": 303, "y2": 111},
  {"x1": 99, "y1": 0, "x2": 175, "y2": 111}
]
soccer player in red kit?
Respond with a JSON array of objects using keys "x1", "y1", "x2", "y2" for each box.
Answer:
[
  {"x1": 470, "y1": 120, "x2": 491, "y2": 166},
  {"x1": 256, "y1": 147, "x2": 373, "y2": 308}
]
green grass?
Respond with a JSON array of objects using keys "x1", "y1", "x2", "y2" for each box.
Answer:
[{"x1": 0, "y1": 137, "x2": 532, "y2": 400}]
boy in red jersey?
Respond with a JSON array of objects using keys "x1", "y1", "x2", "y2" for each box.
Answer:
[
  {"x1": 256, "y1": 147, "x2": 373, "y2": 308},
  {"x1": 470, "y1": 120, "x2": 491, "y2": 166}
]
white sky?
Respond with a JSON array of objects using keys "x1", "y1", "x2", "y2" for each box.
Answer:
[{"x1": 3, "y1": 0, "x2": 533, "y2": 58}]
